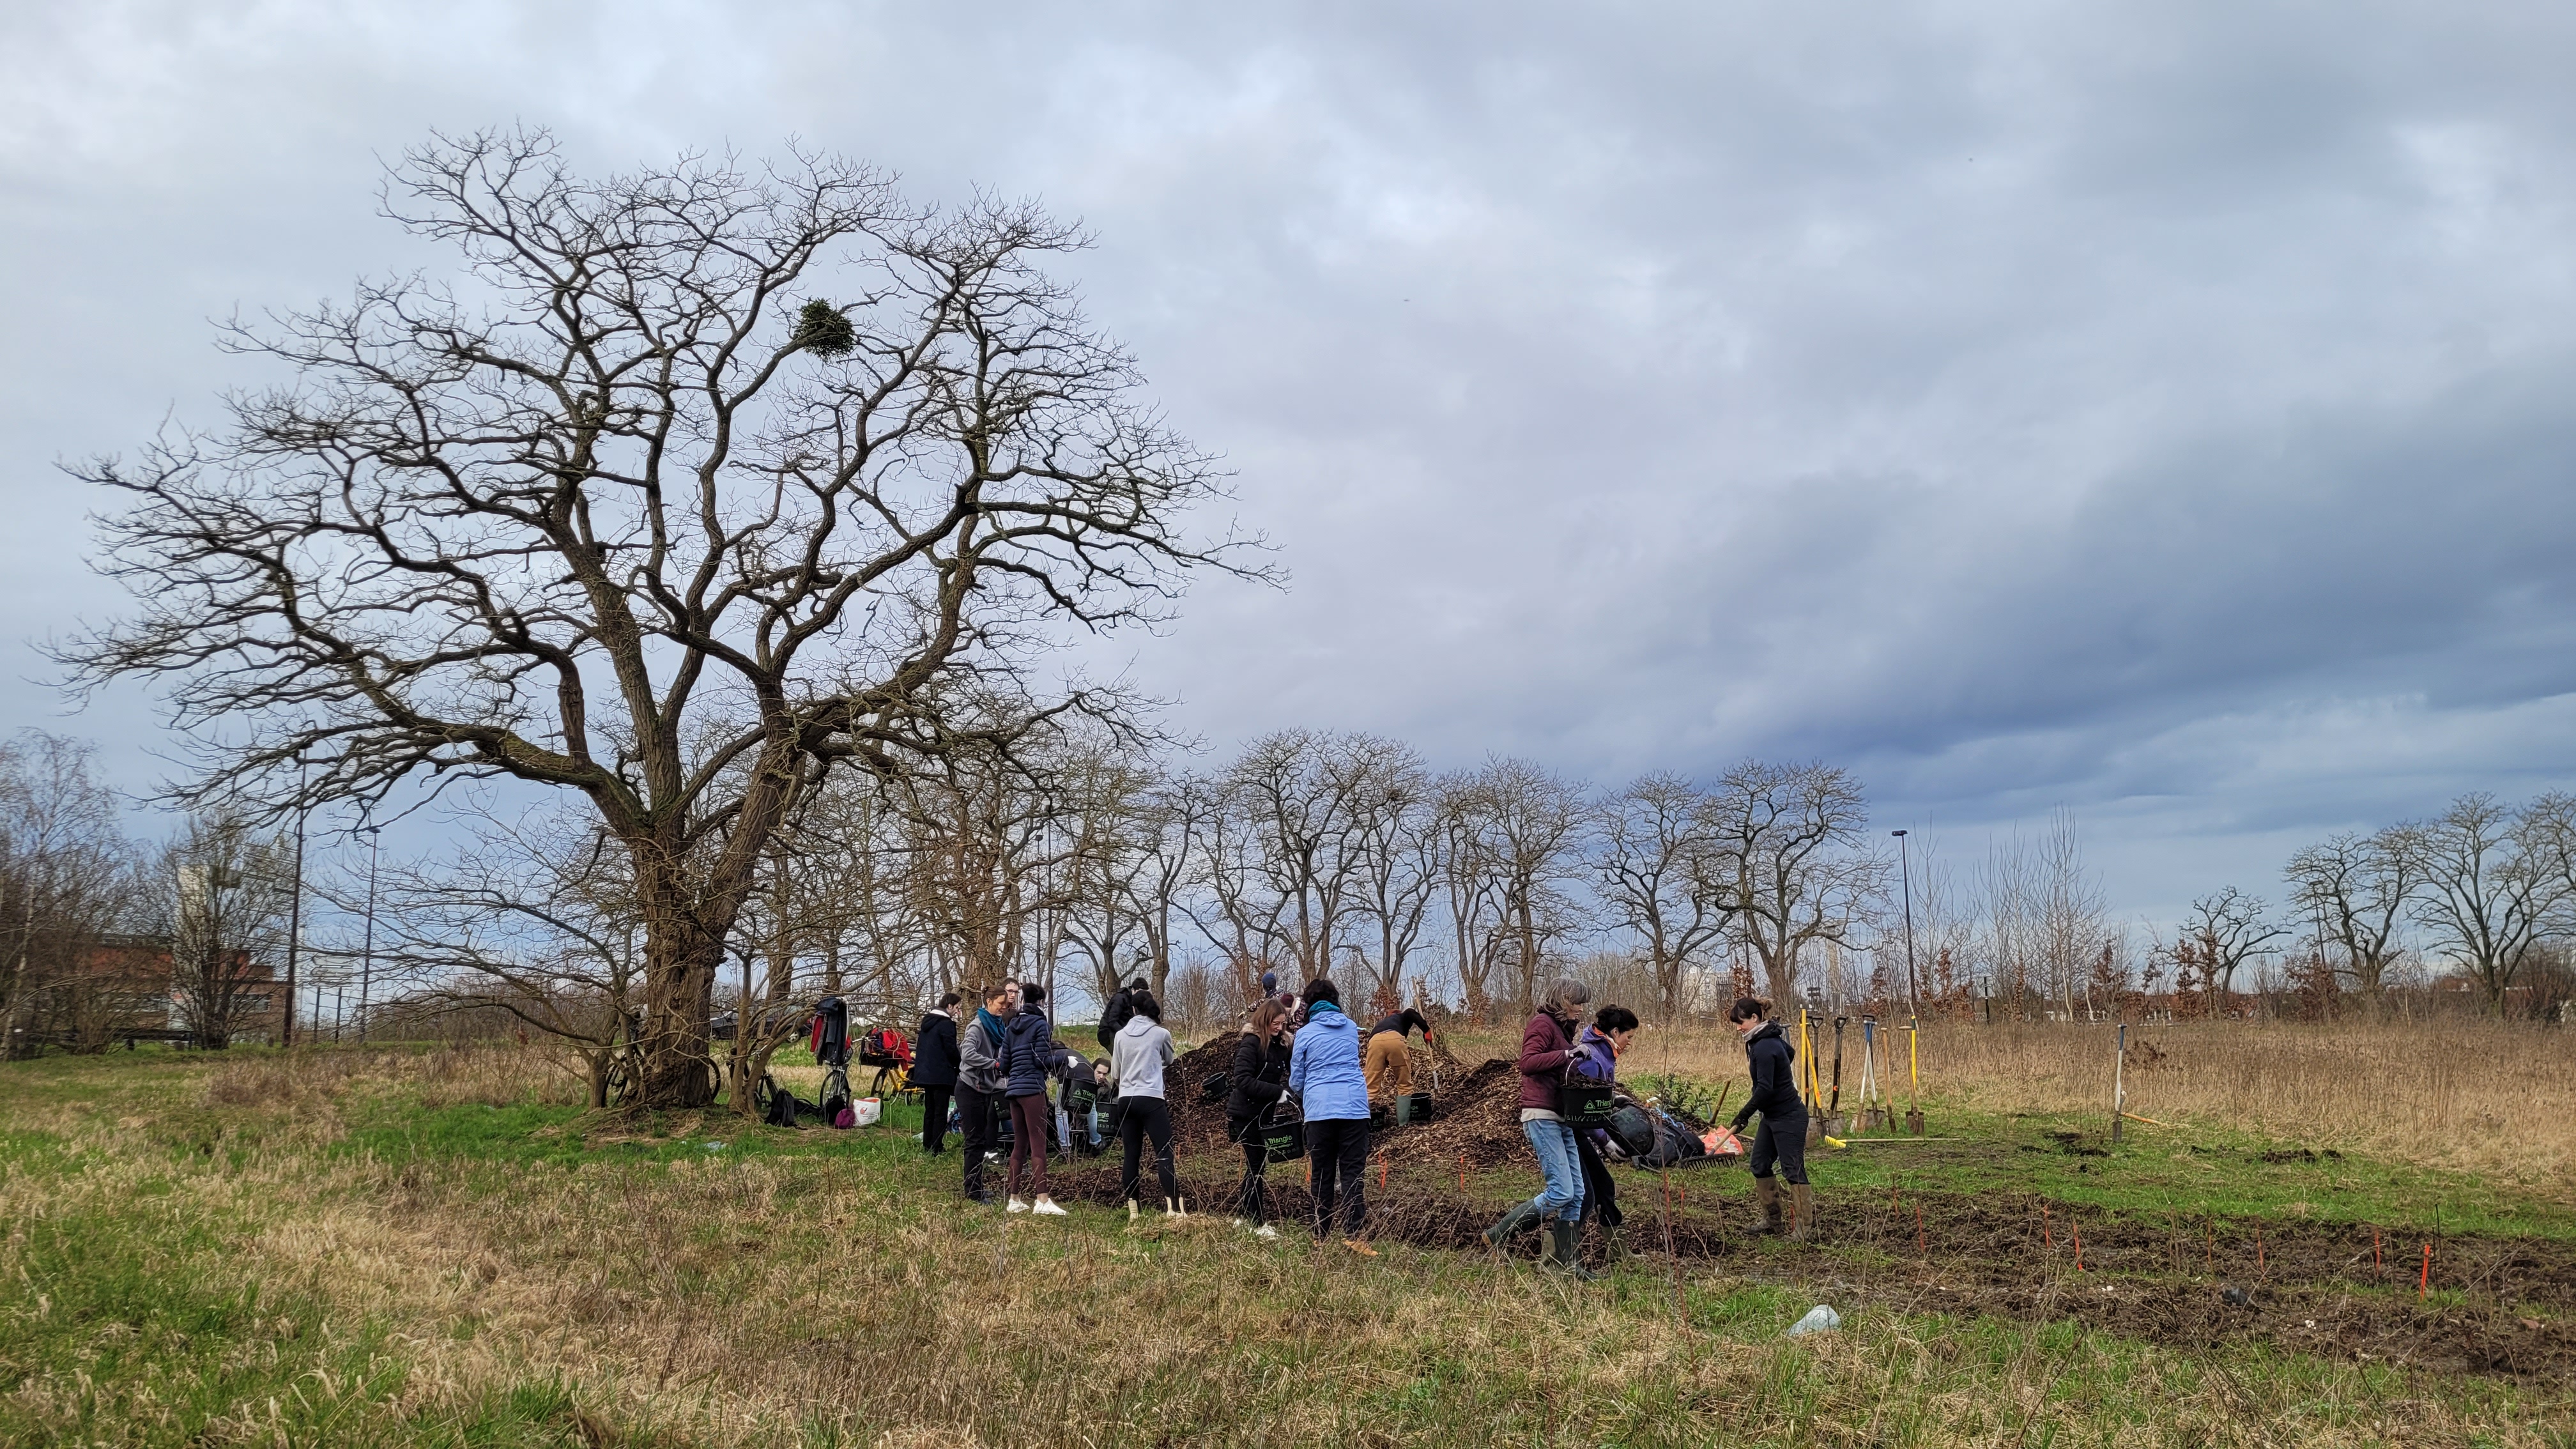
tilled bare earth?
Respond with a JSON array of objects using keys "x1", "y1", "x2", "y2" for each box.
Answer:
[{"x1": 1086, "y1": 1038, "x2": 2576, "y2": 1381}]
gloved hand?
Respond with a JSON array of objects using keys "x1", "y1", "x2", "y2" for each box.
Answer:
[{"x1": 1729, "y1": 1108, "x2": 1754, "y2": 1133}]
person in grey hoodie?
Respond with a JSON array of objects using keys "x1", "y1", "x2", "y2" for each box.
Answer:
[
  {"x1": 1109, "y1": 990, "x2": 1183, "y2": 1213},
  {"x1": 955, "y1": 983, "x2": 1011, "y2": 1204}
]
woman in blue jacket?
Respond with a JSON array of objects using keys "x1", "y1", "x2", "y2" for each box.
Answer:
[
  {"x1": 1001, "y1": 983, "x2": 1071, "y2": 1216},
  {"x1": 1286, "y1": 978, "x2": 1375, "y2": 1253}
]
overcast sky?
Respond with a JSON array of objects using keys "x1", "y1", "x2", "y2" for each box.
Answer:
[{"x1": 6, "y1": 1, "x2": 2575, "y2": 924}]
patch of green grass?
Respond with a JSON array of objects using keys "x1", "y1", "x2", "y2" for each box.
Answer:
[{"x1": 1805, "y1": 1101, "x2": 2576, "y2": 1238}]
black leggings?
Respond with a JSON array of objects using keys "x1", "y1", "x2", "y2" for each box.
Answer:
[
  {"x1": 919, "y1": 1084, "x2": 952, "y2": 1154},
  {"x1": 1748, "y1": 1108, "x2": 1810, "y2": 1186},
  {"x1": 1305, "y1": 1117, "x2": 1370, "y2": 1238},
  {"x1": 1119, "y1": 1096, "x2": 1180, "y2": 1208},
  {"x1": 1229, "y1": 1115, "x2": 1267, "y2": 1223},
  {"x1": 956, "y1": 1085, "x2": 997, "y2": 1198}
]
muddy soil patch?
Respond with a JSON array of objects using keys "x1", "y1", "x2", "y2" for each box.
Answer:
[{"x1": 1052, "y1": 1150, "x2": 2576, "y2": 1381}]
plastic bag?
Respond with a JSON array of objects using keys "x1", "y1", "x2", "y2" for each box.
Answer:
[
  {"x1": 850, "y1": 1096, "x2": 883, "y2": 1128},
  {"x1": 1786, "y1": 1305, "x2": 1841, "y2": 1337},
  {"x1": 1703, "y1": 1125, "x2": 1745, "y2": 1157}
]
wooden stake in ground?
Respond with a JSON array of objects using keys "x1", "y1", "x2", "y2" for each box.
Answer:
[{"x1": 2112, "y1": 1022, "x2": 2128, "y2": 1146}]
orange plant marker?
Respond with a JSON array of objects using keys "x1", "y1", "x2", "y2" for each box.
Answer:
[
  {"x1": 2373, "y1": 1227, "x2": 2382, "y2": 1274},
  {"x1": 1457, "y1": 1154, "x2": 1465, "y2": 1191},
  {"x1": 2420, "y1": 1243, "x2": 2432, "y2": 1298},
  {"x1": 1379, "y1": 1152, "x2": 1388, "y2": 1190}
]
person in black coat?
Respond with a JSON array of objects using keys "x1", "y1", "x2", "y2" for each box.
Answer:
[
  {"x1": 1095, "y1": 974, "x2": 1149, "y2": 1050},
  {"x1": 912, "y1": 992, "x2": 962, "y2": 1154},
  {"x1": 1224, "y1": 998, "x2": 1294, "y2": 1236},
  {"x1": 1726, "y1": 996, "x2": 1811, "y2": 1239}
]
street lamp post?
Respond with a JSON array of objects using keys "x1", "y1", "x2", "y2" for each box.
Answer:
[
  {"x1": 1891, "y1": 830, "x2": 1919, "y2": 1018},
  {"x1": 357, "y1": 825, "x2": 381, "y2": 1043},
  {"x1": 282, "y1": 794, "x2": 307, "y2": 1049}
]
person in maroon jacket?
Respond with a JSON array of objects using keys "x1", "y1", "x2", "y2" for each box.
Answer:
[{"x1": 1480, "y1": 977, "x2": 1598, "y2": 1277}]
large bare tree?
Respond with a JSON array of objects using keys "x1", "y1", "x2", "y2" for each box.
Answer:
[
  {"x1": 2174, "y1": 885, "x2": 2288, "y2": 1004},
  {"x1": 2416, "y1": 793, "x2": 2567, "y2": 1014},
  {"x1": 1592, "y1": 772, "x2": 1736, "y2": 1022},
  {"x1": 2284, "y1": 825, "x2": 2422, "y2": 1011},
  {"x1": 61, "y1": 132, "x2": 1255, "y2": 1105},
  {"x1": 1710, "y1": 761, "x2": 1883, "y2": 1007},
  {"x1": 1447, "y1": 757, "x2": 1590, "y2": 1016}
]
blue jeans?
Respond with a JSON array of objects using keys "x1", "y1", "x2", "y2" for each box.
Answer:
[{"x1": 1522, "y1": 1117, "x2": 1586, "y2": 1223}]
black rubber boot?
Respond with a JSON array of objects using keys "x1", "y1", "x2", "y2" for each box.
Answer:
[
  {"x1": 1545, "y1": 1219, "x2": 1603, "y2": 1281},
  {"x1": 1482, "y1": 1198, "x2": 1544, "y2": 1254}
]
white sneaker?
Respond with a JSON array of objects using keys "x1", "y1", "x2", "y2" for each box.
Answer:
[
  {"x1": 1006, "y1": 1197, "x2": 1030, "y2": 1214},
  {"x1": 1032, "y1": 1197, "x2": 1068, "y2": 1216},
  {"x1": 1255, "y1": 1224, "x2": 1280, "y2": 1241}
]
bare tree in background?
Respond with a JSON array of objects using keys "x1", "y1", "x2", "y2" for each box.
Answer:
[
  {"x1": 2032, "y1": 809, "x2": 2110, "y2": 1018},
  {"x1": 1433, "y1": 776, "x2": 1508, "y2": 1018},
  {"x1": 1592, "y1": 772, "x2": 1736, "y2": 1021},
  {"x1": 1124, "y1": 778, "x2": 1201, "y2": 1002},
  {"x1": 2176, "y1": 885, "x2": 2288, "y2": 1005},
  {"x1": 59, "y1": 131, "x2": 1257, "y2": 1107},
  {"x1": 1, "y1": 733, "x2": 144, "y2": 1056},
  {"x1": 2417, "y1": 793, "x2": 2568, "y2": 1015},
  {"x1": 375, "y1": 810, "x2": 647, "y2": 1107},
  {"x1": 2285, "y1": 825, "x2": 2423, "y2": 1013},
  {"x1": 1057, "y1": 745, "x2": 1160, "y2": 1006},
  {"x1": 160, "y1": 815, "x2": 294, "y2": 1049},
  {"x1": 1710, "y1": 761, "x2": 1883, "y2": 1007},
  {"x1": 1344, "y1": 740, "x2": 1436, "y2": 1011},
  {"x1": 1214, "y1": 731, "x2": 1384, "y2": 985},
  {"x1": 1448, "y1": 758, "x2": 1590, "y2": 1016}
]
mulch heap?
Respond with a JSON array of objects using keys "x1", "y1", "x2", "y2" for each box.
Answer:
[{"x1": 1162, "y1": 1031, "x2": 1540, "y2": 1169}]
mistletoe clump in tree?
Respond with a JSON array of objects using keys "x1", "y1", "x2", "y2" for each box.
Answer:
[{"x1": 61, "y1": 129, "x2": 1262, "y2": 1107}]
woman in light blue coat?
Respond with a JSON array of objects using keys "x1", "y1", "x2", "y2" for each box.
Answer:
[{"x1": 1286, "y1": 978, "x2": 1376, "y2": 1252}]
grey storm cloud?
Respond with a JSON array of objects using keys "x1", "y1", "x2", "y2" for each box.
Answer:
[{"x1": 5, "y1": 1, "x2": 2576, "y2": 919}]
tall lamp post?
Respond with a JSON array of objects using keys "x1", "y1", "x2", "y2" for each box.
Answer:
[
  {"x1": 281, "y1": 781, "x2": 307, "y2": 1049},
  {"x1": 356, "y1": 824, "x2": 381, "y2": 1043},
  {"x1": 1891, "y1": 829, "x2": 1919, "y2": 1018}
]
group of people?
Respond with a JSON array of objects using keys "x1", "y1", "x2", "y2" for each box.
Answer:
[{"x1": 901, "y1": 972, "x2": 1820, "y2": 1262}]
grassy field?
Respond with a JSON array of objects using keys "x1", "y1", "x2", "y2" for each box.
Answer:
[{"x1": 3, "y1": 1025, "x2": 2572, "y2": 1448}]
